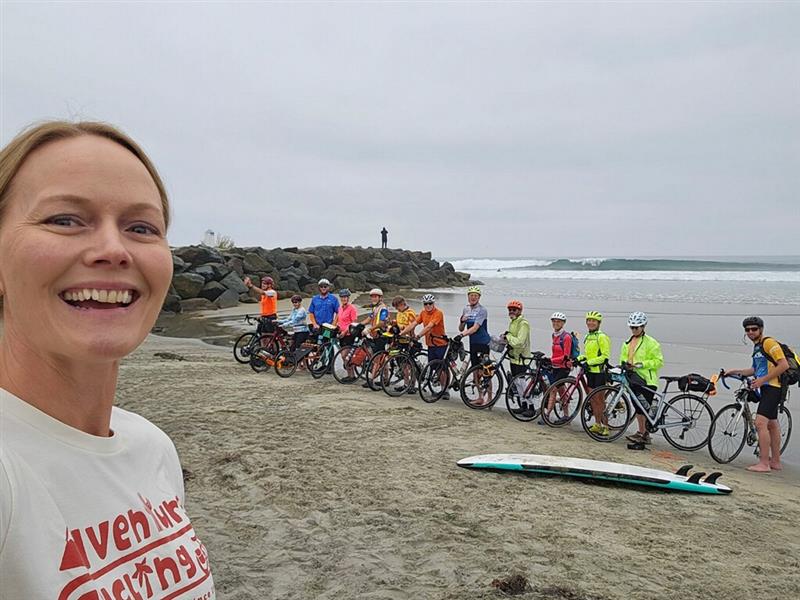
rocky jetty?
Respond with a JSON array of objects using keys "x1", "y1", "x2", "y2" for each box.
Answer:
[{"x1": 164, "y1": 245, "x2": 474, "y2": 313}]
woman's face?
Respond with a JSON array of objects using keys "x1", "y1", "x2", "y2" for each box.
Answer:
[{"x1": 0, "y1": 135, "x2": 172, "y2": 362}]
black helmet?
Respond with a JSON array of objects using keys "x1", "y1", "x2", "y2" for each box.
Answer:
[{"x1": 742, "y1": 316, "x2": 764, "y2": 329}]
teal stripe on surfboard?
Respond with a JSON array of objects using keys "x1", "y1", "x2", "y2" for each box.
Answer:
[{"x1": 458, "y1": 455, "x2": 732, "y2": 495}]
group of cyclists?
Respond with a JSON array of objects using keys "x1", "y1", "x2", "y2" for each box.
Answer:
[{"x1": 242, "y1": 275, "x2": 793, "y2": 473}]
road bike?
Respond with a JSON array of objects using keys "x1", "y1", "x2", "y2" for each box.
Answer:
[
  {"x1": 540, "y1": 359, "x2": 608, "y2": 428},
  {"x1": 377, "y1": 336, "x2": 428, "y2": 397},
  {"x1": 504, "y1": 352, "x2": 554, "y2": 422},
  {"x1": 579, "y1": 363, "x2": 715, "y2": 450},
  {"x1": 233, "y1": 315, "x2": 282, "y2": 364},
  {"x1": 417, "y1": 335, "x2": 469, "y2": 403},
  {"x1": 331, "y1": 324, "x2": 373, "y2": 384},
  {"x1": 460, "y1": 343, "x2": 535, "y2": 410},
  {"x1": 707, "y1": 371, "x2": 792, "y2": 464}
]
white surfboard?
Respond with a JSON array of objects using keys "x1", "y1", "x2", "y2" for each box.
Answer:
[{"x1": 457, "y1": 454, "x2": 732, "y2": 494}]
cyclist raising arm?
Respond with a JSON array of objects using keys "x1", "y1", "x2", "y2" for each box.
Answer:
[
  {"x1": 725, "y1": 316, "x2": 789, "y2": 472},
  {"x1": 620, "y1": 312, "x2": 664, "y2": 445}
]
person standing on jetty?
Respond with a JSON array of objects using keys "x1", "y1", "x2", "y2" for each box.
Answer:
[
  {"x1": 725, "y1": 317, "x2": 790, "y2": 472},
  {"x1": 308, "y1": 278, "x2": 339, "y2": 332},
  {"x1": 0, "y1": 121, "x2": 215, "y2": 598},
  {"x1": 380, "y1": 226, "x2": 388, "y2": 249}
]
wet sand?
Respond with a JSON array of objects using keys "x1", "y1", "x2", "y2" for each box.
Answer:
[{"x1": 119, "y1": 332, "x2": 800, "y2": 600}]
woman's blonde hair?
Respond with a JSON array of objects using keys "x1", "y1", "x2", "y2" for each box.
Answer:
[{"x1": 0, "y1": 120, "x2": 170, "y2": 228}]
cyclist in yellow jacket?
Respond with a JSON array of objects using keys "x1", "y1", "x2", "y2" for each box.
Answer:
[
  {"x1": 578, "y1": 311, "x2": 612, "y2": 436},
  {"x1": 620, "y1": 311, "x2": 664, "y2": 445}
]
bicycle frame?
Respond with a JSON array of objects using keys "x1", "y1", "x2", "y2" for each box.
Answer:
[{"x1": 606, "y1": 368, "x2": 698, "y2": 431}]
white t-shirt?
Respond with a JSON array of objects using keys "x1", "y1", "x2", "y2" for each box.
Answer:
[{"x1": 0, "y1": 388, "x2": 215, "y2": 600}]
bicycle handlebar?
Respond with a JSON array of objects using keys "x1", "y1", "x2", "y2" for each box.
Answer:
[{"x1": 716, "y1": 368, "x2": 751, "y2": 389}]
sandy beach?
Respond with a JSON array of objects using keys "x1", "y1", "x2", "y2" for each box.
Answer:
[{"x1": 119, "y1": 330, "x2": 800, "y2": 600}]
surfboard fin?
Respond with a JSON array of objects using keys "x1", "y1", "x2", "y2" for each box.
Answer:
[
  {"x1": 675, "y1": 464, "x2": 693, "y2": 476},
  {"x1": 704, "y1": 472, "x2": 723, "y2": 485},
  {"x1": 687, "y1": 472, "x2": 706, "y2": 484}
]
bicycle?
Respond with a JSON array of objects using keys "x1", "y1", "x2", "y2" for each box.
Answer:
[
  {"x1": 331, "y1": 324, "x2": 372, "y2": 384},
  {"x1": 579, "y1": 363, "x2": 715, "y2": 450},
  {"x1": 504, "y1": 352, "x2": 554, "y2": 422},
  {"x1": 378, "y1": 336, "x2": 428, "y2": 397},
  {"x1": 248, "y1": 322, "x2": 292, "y2": 373},
  {"x1": 460, "y1": 341, "x2": 535, "y2": 410},
  {"x1": 271, "y1": 324, "x2": 338, "y2": 378},
  {"x1": 540, "y1": 359, "x2": 608, "y2": 428},
  {"x1": 417, "y1": 335, "x2": 469, "y2": 403},
  {"x1": 363, "y1": 331, "x2": 399, "y2": 391},
  {"x1": 233, "y1": 315, "x2": 280, "y2": 364},
  {"x1": 707, "y1": 371, "x2": 792, "y2": 464}
]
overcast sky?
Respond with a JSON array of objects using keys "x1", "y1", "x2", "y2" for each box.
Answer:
[{"x1": 2, "y1": 1, "x2": 798, "y2": 257}]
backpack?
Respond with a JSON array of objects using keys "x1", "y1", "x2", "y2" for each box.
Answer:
[
  {"x1": 556, "y1": 331, "x2": 581, "y2": 360},
  {"x1": 758, "y1": 337, "x2": 800, "y2": 387}
]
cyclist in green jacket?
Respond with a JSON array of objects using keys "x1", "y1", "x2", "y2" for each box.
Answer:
[
  {"x1": 578, "y1": 311, "x2": 612, "y2": 436},
  {"x1": 502, "y1": 300, "x2": 535, "y2": 417},
  {"x1": 620, "y1": 311, "x2": 664, "y2": 445}
]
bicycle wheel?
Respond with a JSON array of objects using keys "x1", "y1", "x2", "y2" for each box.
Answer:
[
  {"x1": 580, "y1": 385, "x2": 631, "y2": 442},
  {"x1": 249, "y1": 348, "x2": 272, "y2": 373},
  {"x1": 460, "y1": 363, "x2": 503, "y2": 409},
  {"x1": 505, "y1": 371, "x2": 547, "y2": 422},
  {"x1": 708, "y1": 403, "x2": 747, "y2": 464},
  {"x1": 660, "y1": 393, "x2": 714, "y2": 451},
  {"x1": 542, "y1": 377, "x2": 583, "y2": 428},
  {"x1": 778, "y1": 405, "x2": 792, "y2": 455},
  {"x1": 233, "y1": 333, "x2": 256, "y2": 364},
  {"x1": 332, "y1": 346, "x2": 366, "y2": 384},
  {"x1": 418, "y1": 360, "x2": 452, "y2": 403},
  {"x1": 310, "y1": 344, "x2": 333, "y2": 379},
  {"x1": 365, "y1": 351, "x2": 388, "y2": 391},
  {"x1": 381, "y1": 354, "x2": 416, "y2": 397},
  {"x1": 274, "y1": 349, "x2": 298, "y2": 378}
]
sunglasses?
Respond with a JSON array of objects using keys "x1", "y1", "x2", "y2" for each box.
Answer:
[
  {"x1": 629, "y1": 325, "x2": 643, "y2": 330},
  {"x1": 423, "y1": 302, "x2": 434, "y2": 306},
  {"x1": 508, "y1": 308, "x2": 520, "y2": 312},
  {"x1": 744, "y1": 326, "x2": 761, "y2": 332}
]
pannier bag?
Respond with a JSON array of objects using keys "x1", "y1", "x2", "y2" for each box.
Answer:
[{"x1": 678, "y1": 373, "x2": 715, "y2": 394}]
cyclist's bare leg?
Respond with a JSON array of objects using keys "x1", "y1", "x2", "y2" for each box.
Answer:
[
  {"x1": 767, "y1": 418, "x2": 782, "y2": 470},
  {"x1": 747, "y1": 414, "x2": 772, "y2": 472},
  {"x1": 635, "y1": 414, "x2": 646, "y2": 436},
  {"x1": 589, "y1": 389, "x2": 607, "y2": 426}
]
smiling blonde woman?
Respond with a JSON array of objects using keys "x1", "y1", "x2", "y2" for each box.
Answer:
[{"x1": 0, "y1": 122, "x2": 215, "y2": 598}]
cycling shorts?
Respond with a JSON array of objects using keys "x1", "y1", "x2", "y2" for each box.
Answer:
[
  {"x1": 585, "y1": 372, "x2": 607, "y2": 389},
  {"x1": 756, "y1": 385, "x2": 783, "y2": 420},
  {"x1": 427, "y1": 345, "x2": 447, "y2": 362},
  {"x1": 469, "y1": 343, "x2": 490, "y2": 367}
]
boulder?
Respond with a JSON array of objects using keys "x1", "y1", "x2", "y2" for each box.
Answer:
[
  {"x1": 180, "y1": 298, "x2": 216, "y2": 312},
  {"x1": 172, "y1": 254, "x2": 188, "y2": 274},
  {"x1": 198, "y1": 281, "x2": 226, "y2": 302},
  {"x1": 214, "y1": 289, "x2": 240, "y2": 309},
  {"x1": 266, "y1": 249, "x2": 294, "y2": 269},
  {"x1": 239, "y1": 293, "x2": 258, "y2": 304},
  {"x1": 220, "y1": 271, "x2": 248, "y2": 294},
  {"x1": 201, "y1": 262, "x2": 232, "y2": 281},
  {"x1": 226, "y1": 257, "x2": 245, "y2": 276},
  {"x1": 193, "y1": 265, "x2": 217, "y2": 283},
  {"x1": 243, "y1": 252, "x2": 273, "y2": 273},
  {"x1": 172, "y1": 273, "x2": 205, "y2": 299},
  {"x1": 161, "y1": 293, "x2": 182, "y2": 313},
  {"x1": 174, "y1": 245, "x2": 224, "y2": 266}
]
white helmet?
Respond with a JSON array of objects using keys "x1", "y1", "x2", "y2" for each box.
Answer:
[
  {"x1": 627, "y1": 311, "x2": 648, "y2": 327},
  {"x1": 421, "y1": 293, "x2": 436, "y2": 303},
  {"x1": 369, "y1": 288, "x2": 383, "y2": 296},
  {"x1": 318, "y1": 278, "x2": 331, "y2": 287},
  {"x1": 550, "y1": 312, "x2": 567, "y2": 321}
]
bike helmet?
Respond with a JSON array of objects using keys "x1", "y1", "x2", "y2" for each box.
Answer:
[
  {"x1": 421, "y1": 293, "x2": 436, "y2": 303},
  {"x1": 261, "y1": 276, "x2": 274, "y2": 285},
  {"x1": 585, "y1": 310, "x2": 603, "y2": 322},
  {"x1": 507, "y1": 299, "x2": 523, "y2": 310},
  {"x1": 369, "y1": 288, "x2": 384, "y2": 296},
  {"x1": 627, "y1": 311, "x2": 648, "y2": 327},
  {"x1": 742, "y1": 316, "x2": 764, "y2": 329},
  {"x1": 290, "y1": 294, "x2": 302, "y2": 303},
  {"x1": 338, "y1": 288, "x2": 351, "y2": 297},
  {"x1": 467, "y1": 286, "x2": 482, "y2": 295},
  {"x1": 318, "y1": 278, "x2": 331, "y2": 287},
  {"x1": 550, "y1": 311, "x2": 567, "y2": 321}
]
